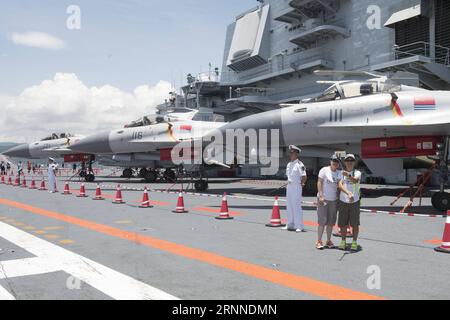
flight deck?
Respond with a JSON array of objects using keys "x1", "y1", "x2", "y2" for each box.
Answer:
[{"x1": 0, "y1": 170, "x2": 448, "y2": 300}]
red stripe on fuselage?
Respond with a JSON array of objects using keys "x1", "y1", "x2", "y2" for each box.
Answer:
[{"x1": 414, "y1": 97, "x2": 436, "y2": 106}]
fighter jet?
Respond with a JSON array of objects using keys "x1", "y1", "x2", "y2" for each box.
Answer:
[
  {"x1": 69, "y1": 119, "x2": 227, "y2": 189},
  {"x1": 1, "y1": 133, "x2": 99, "y2": 179},
  {"x1": 213, "y1": 71, "x2": 450, "y2": 211},
  {"x1": 2, "y1": 133, "x2": 85, "y2": 159}
]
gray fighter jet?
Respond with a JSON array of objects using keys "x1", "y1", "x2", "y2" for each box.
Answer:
[
  {"x1": 69, "y1": 119, "x2": 227, "y2": 189},
  {"x1": 0, "y1": 133, "x2": 100, "y2": 181},
  {"x1": 214, "y1": 72, "x2": 450, "y2": 211},
  {"x1": 2, "y1": 133, "x2": 84, "y2": 159}
]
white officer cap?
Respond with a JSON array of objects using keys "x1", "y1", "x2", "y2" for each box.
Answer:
[
  {"x1": 344, "y1": 154, "x2": 356, "y2": 161},
  {"x1": 48, "y1": 157, "x2": 55, "y2": 162},
  {"x1": 289, "y1": 145, "x2": 302, "y2": 153}
]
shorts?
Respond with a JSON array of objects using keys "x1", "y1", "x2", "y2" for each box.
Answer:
[
  {"x1": 317, "y1": 200, "x2": 338, "y2": 226},
  {"x1": 338, "y1": 201, "x2": 361, "y2": 228}
]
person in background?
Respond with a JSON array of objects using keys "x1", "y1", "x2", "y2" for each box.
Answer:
[
  {"x1": 6, "y1": 162, "x2": 11, "y2": 175},
  {"x1": 17, "y1": 161, "x2": 23, "y2": 184},
  {"x1": 27, "y1": 160, "x2": 32, "y2": 174},
  {"x1": 0, "y1": 162, "x2": 5, "y2": 175},
  {"x1": 282, "y1": 145, "x2": 307, "y2": 233},
  {"x1": 48, "y1": 158, "x2": 58, "y2": 193},
  {"x1": 316, "y1": 155, "x2": 342, "y2": 250},
  {"x1": 73, "y1": 163, "x2": 77, "y2": 174},
  {"x1": 338, "y1": 154, "x2": 362, "y2": 252}
]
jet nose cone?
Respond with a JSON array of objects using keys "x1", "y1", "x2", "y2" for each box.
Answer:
[
  {"x1": 69, "y1": 131, "x2": 112, "y2": 154},
  {"x1": 2, "y1": 144, "x2": 31, "y2": 158}
]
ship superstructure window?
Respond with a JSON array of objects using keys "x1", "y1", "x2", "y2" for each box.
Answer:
[
  {"x1": 227, "y1": 5, "x2": 270, "y2": 71},
  {"x1": 385, "y1": 2, "x2": 430, "y2": 58},
  {"x1": 435, "y1": 0, "x2": 450, "y2": 63}
]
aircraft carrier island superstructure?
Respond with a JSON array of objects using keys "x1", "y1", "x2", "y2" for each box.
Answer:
[{"x1": 156, "y1": 0, "x2": 450, "y2": 183}]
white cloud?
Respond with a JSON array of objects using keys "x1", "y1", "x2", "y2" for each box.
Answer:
[
  {"x1": 0, "y1": 73, "x2": 172, "y2": 142},
  {"x1": 10, "y1": 31, "x2": 66, "y2": 50}
]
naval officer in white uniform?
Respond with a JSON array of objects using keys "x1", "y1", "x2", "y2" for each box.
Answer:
[
  {"x1": 48, "y1": 157, "x2": 57, "y2": 193},
  {"x1": 283, "y1": 145, "x2": 307, "y2": 232}
]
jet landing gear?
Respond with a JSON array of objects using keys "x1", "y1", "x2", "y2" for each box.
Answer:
[
  {"x1": 143, "y1": 170, "x2": 157, "y2": 183},
  {"x1": 194, "y1": 180, "x2": 208, "y2": 192},
  {"x1": 122, "y1": 168, "x2": 133, "y2": 179},
  {"x1": 81, "y1": 157, "x2": 96, "y2": 182},
  {"x1": 432, "y1": 137, "x2": 450, "y2": 212},
  {"x1": 432, "y1": 192, "x2": 450, "y2": 212},
  {"x1": 85, "y1": 172, "x2": 95, "y2": 182}
]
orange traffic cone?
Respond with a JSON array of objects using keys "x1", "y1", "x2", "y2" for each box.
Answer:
[
  {"x1": 7, "y1": 176, "x2": 12, "y2": 185},
  {"x1": 21, "y1": 176, "x2": 27, "y2": 188},
  {"x1": 62, "y1": 182, "x2": 71, "y2": 195},
  {"x1": 1, "y1": 176, "x2": 4, "y2": 184},
  {"x1": 266, "y1": 196, "x2": 285, "y2": 227},
  {"x1": 139, "y1": 187, "x2": 153, "y2": 208},
  {"x1": 215, "y1": 192, "x2": 233, "y2": 220},
  {"x1": 435, "y1": 211, "x2": 450, "y2": 254},
  {"x1": 172, "y1": 191, "x2": 188, "y2": 213},
  {"x1": 113, "y1": 185, "x2": 125, "y2": 204},
  {"x1": 29, "y1": 178, "x2": 37, "y2": 190},
  {"x1": 92, "y1": 184, "x2": 104, "y2": 200},
  {"x1": 14, "y1": 176, "x2": 19, "y2": 187},
  {"x1": 39, "y1": 179, "x2": 47, "y2": 191},
  {"x1": 77, "y1": 183, "x2": 88, "y2": 198}
]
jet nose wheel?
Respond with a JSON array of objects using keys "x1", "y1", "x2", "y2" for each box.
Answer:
[
  {"x1": 85, "y1": 173, "x2": 95, "y2": 183},
  {"x1": 122, "y1": 168, "x2": 133, "y2": 179},
  {"x1": 432, "y1": 192, "x2": 450, "y2": 212},
  {"x1": 163, "y1": 169, "x2": 176, "y2": 182},
  {"x1": 143, "y1": 170, "x2": 157, "y2": 183},
  {"x1": 194, "y1": 180, "x2": 208, "y2": 192},
  {"x1": 139, "y1": 168, "x2": 148, "y2": 178}
]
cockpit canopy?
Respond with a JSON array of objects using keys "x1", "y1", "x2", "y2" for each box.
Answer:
[
  {"x1": 124, "y1": 115, "x2": 165, "y2": 128},
  {"x1": 124, "y1": 109, "x2": 197, "y2": 128},
  {"x1": 41, "y1": 133, "x2": 73, "y2": 141},
  {"x1": 309, "y1": 81, "x2": 402, "y2": 103}
]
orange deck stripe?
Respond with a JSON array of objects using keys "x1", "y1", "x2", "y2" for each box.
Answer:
[
  {"x1": 425, "y1": 238, "x2": 442, "y2": 245},
  {"x1": 281, "y1": 219, "x2": 319, "y2": 227},
  {"x1": 0, "y1": 198, "x2": 383, "y2": 300},
  {"x1": 191, "y1": 207, "x2": 244, "y2": 217}
]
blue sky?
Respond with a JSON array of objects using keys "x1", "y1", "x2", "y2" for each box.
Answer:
[
  {"x1": 0, "y1": 0, "x2": 253, "y2": 94},
  {"x1": 0, "y1": 0, "x2": 255, "y2": 142}
]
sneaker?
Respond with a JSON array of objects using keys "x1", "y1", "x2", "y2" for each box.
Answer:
[
  {"x1": 326, "y1": 240, "x2": 335, "y2": 249},
  {"x1": 296, "y1": 229, "x2": 306, "y2": 233},
  {"x1": 281, "y1": 226, "x2": 288, "y2": 230},
  {"x1": 351, "y1": 241, "x2": 358, "y2": 252},
  {"x1": 316, "y1": 241, "x2": 324, "y2": 250},
  {"x1": 339, "y1": 240, "x2": 347, "y2": 251}
]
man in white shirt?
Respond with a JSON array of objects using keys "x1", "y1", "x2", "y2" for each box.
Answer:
[
  {"x1": 283, "y1": 145, "x2": 307, "y2": 233},
  {"x1": 316, "y1": 155, "x2": 342, "y2": 250},
  {"x1": 338, "y1": 154, "x2": 362, "y2": 252}
]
